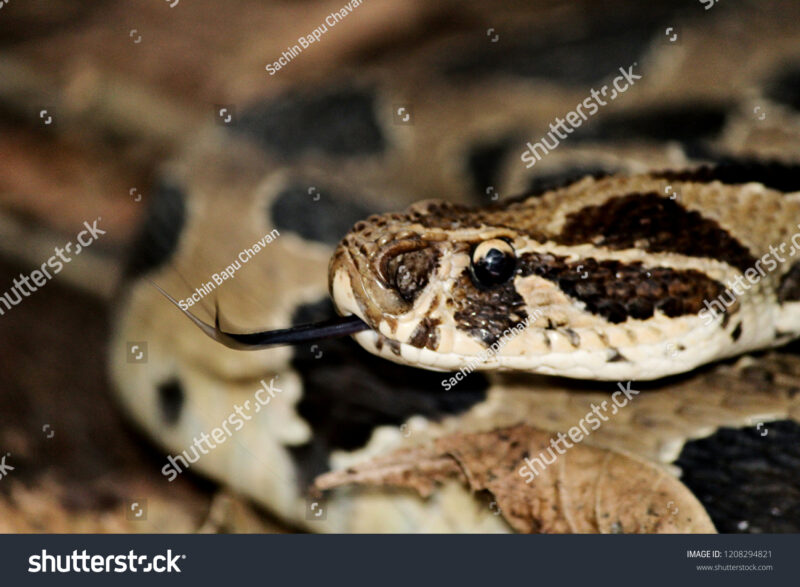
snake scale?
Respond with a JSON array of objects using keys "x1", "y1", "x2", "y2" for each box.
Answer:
[{"x1": 110, "y1": 1, "x2": 800, "y2": 532}]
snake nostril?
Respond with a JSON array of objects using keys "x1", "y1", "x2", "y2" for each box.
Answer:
[{"x1": 383, "y1": 246, "x2": 441, "y2": 303}]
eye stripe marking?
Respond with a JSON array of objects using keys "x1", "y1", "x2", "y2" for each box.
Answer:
[
  {"x1": 518, "y1": 253, "x2": 729, "y2": 324},
  {"x1": 452, "y1": 269, "x2": 528, "y2": 346}
]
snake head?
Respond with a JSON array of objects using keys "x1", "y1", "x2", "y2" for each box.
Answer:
[
  {"x1": 329, "y1": 199, "x2": 542, "y2": 372},
  {"x1": 329, "y1": 190, "x2": 738, "y2": 380}
]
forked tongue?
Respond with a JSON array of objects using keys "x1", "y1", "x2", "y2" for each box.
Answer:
[{"x1": 150, "y1": 282, "x2": 369, "y2": 350}]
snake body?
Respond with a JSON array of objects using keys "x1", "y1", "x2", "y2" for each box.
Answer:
[{"x1": 109, "y1": 2, "x2": 800, "y2": 532}]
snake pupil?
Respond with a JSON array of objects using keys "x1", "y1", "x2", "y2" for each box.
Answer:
[{"x1": 471, "y1": 240, "x2": 516, "y2": 287}]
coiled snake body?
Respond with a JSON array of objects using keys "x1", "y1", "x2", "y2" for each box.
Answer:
[{"x1": 110, "y1": 4, "x2": 800, "y2": 532}]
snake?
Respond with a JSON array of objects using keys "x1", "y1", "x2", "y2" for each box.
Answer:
[
  {"x1": 165, "y1": 170, "x2": 800, "y2": 383},
  {"x1": 108, "y1": 1, "x2": 800, "y2": 532}
]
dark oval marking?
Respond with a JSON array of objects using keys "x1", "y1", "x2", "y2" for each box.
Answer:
[
  {"x1": 654, "y1": 158, "x2": 800, "y2": 193},
  {"x1": 554, "y1": 192, "x2": 757, "y2": 272},
  {"x1": 234, "y1": 86, "x2": 385, "y2": 159},
  {"x1": 270, "y1": 183, "x2": 380, "y2": 246},
  {"x1": 766, "y1": 63, "x2": 800, "y2": 111},
  {"x1": 519, "y1": 253, "x2": 728, "y2": 324},
  {"x1": 157, "y1": 379, "x2": 185, "y2": 426},
  {"x1": 442, "y1": 7, "x2": 673, "y2": 85},
  {"x1": 731, "y1": 323, "x2": 743, "y2": 342},
  {"x1": 675, "y1": 420, "x2": 800, "y2": 533},
  {"x1": 124, "y1": 180, "x2": 187, "y2": 279},
  {"x1": 286, "y1": 299, "x2": 489, "y2": 488},
  {"x1": 572, "y1": 102, "x2": 728, "y2": 148},
  {"x1": 465, "y1": 136, "x2": 518, "y2": 200}
]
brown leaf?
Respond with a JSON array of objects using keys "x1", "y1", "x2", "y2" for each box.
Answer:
[{"x1": 315, "y1": 425, "x2": 716, "y2": 534}]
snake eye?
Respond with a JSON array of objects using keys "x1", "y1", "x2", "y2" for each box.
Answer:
[{"x1": 470, "y1": 239, "x2": 516, "y2": 287}]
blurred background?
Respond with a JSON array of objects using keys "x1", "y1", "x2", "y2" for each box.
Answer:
[
  {"x1": 0, "y1": 0, "x2": 461, "y2": 533},
  {"x1": 1, "y1": 0, "x2": 799, "y2": 532}
]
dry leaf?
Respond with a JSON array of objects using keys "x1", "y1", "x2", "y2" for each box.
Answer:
[{"x1": 315, "y1": 425, "x2": 716, "y2": 534}]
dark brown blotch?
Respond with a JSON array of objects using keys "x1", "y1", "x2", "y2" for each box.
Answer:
[
  {"x1": 452, "y1": 270, "x2": 528, "y2": 346},
  {"x1": 518, "y1": 252, "x2": 728, "y2": 324},
  {"x1": 554, "y1": 193, "x2": 757, "y2": 272},
  {"x1": 408, "y1": 317, "x2": 441, "y2": 350}
]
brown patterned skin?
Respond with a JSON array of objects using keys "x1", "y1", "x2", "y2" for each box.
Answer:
[{"x1": 330, "y1": 173, "x2": 800, "y2": 380}]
